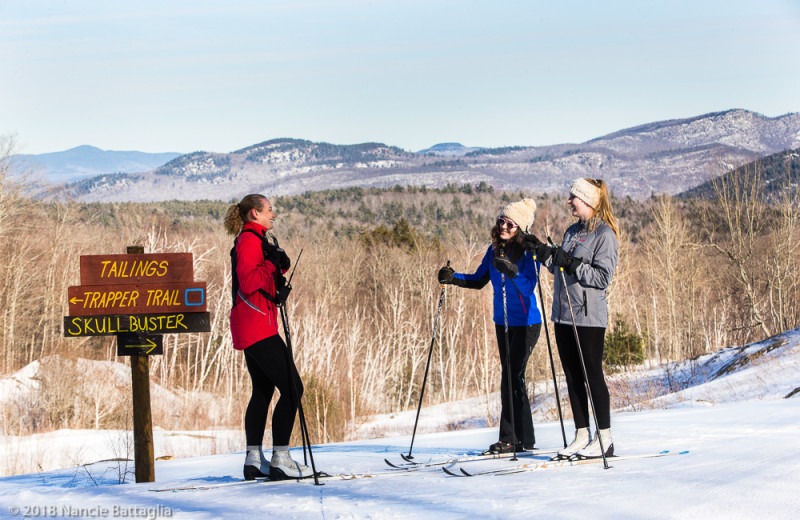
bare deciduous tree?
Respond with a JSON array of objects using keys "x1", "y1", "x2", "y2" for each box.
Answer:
[
  {"x1": 707, "y1": 162, "x2": 772, "y2": 338},
  {"x1": 764, "y1": 161, "x2": 800, "y2": 332}
]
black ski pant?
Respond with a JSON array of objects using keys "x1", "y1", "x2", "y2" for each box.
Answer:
[
  {"x1": 243, "y1": 334, "x2": 304, "y2": 447},
  {"x1": 495, "y1": 323, "x2": 540, "y2": 448},
  {"x1": 554, "y1": 323, "x2": 610, "y2": 430}
]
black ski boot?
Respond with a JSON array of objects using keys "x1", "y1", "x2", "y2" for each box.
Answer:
[{"x1": 482, "y1": 441, "x2": 521, "y2": 455}]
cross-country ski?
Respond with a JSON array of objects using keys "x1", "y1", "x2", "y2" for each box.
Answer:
[
  {"x1": 444, "y1": 450, "x2": 689, "y2": 477},
  {"x1": 150, "y1": 470, "x2": 397, "y2": 492},
  {"x1": 384, "y1": 447, "x2": 558, "y2": 469}
]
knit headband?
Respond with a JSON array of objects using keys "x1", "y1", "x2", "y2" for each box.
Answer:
[{"x1": 570, "y1": 178, "x2": 601, "y2": 208}]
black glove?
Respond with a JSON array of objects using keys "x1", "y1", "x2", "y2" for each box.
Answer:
[
  {"x1": 263, "y1": 243, "x2": 290, "y2": 271},
  {"x1": 493, "y1": 255, "x2": 518, "y2": 278},
  {"x1": 438, "y1": 265, "x2": 455, "y2": 285},
  {"x1": 524, "y1": 234, "x2": 554, "y2": 263},
  {"x1": 276, "y1": 279, "x2": 292, "y2": 305},
  {"x1": 273, "y1": 274, "x2": 291, "y2": 306},
  {"x1": 277, "y1": 250, "x2": 290, "y2": 271},
  {"x1": 552, "y1": 248, "x2": 582, "y2": 276}
]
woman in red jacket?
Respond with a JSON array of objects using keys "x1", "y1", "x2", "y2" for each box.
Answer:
[{"x1": 224, "y1": 193, "x2": 309, "y2": 481}]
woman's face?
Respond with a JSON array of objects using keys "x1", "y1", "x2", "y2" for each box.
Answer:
[
  {"x1": 252, "y1": 198, "x2": 276, "y2": 231},
  {"x1": 497, "y1": 216, "x2": 518, "y2": 241},
  {"x1": 567, "y1": 193, "x2": 593, "y2": 221}
]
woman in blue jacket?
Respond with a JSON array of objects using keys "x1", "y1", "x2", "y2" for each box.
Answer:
[{"x1": 438, "y1": 199, "x2": 542, "y2": 454}]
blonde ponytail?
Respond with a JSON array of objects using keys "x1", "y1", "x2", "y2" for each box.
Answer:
[{"x1": 587, "y1": 179, "x2": 619, "y2": 239}]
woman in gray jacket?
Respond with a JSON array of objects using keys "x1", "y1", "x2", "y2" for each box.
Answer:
[{"x1": 526, "y1": 178, "x2": 619, "y2": 459}]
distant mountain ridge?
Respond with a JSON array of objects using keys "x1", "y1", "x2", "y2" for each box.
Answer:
[
  {"x1": 586, "y1": 109, "x2": 800, "y2": 154},
  {"x1": 417, "y1": 143, "x2": 483, "y2": 156},
  {"x1": 54, "y1": 109, "x2": 800, "y2": 202},
  {"x1": 16, "y1": 145, "x2": 181, "y2": 184}
]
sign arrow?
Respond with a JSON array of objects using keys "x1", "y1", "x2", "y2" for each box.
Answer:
[
  {"x1": 116, "y1": 333, "x2": 163, "y2": 356},
  {"x1": 70, "y1": 297, "x2": 85, "y2": 305},
  {"x1": 124, "y1": 337, "x2": 158, "y2": 354}
]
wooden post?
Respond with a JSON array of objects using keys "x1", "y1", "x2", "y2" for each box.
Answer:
[
  {"x1": 130, "y1": 353, "x2": 155, "y2": 482},
  {"x1": 126, "y1": 245, "x2": 155, "y2": 483}
]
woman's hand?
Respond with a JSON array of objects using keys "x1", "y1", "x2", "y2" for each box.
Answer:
[
  {"x1": 552, "y1": 248, "x2": 582, "y2": 276},
  {"x1": 438, "y1": 265, "x2": 455, "y2": 284},
  {"x1": 524, "y1": 234, "x2": 554, "y2": 263},
  {"x1": 493, "y1": 255, "x2": 519, "y2": 278}
]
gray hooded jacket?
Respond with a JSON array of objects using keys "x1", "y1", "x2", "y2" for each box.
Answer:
[{"x1": 546, "y1": 219, "x2": 618, "y2": 328}]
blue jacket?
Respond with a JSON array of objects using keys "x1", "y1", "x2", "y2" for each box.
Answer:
[{"x1": 454, "y1": 244, "x2": 543, "y2": 327}]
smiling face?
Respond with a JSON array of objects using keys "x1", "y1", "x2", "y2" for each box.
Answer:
[
  {"x1": 251, "y1": 198, "x2": 276, "y2": 231},
  {"x1": 567, "y1": 193, "x2": 594, "y2": 221},
  {"x1": 497, "y1": 216, "x2": 518, "y2": 241}
]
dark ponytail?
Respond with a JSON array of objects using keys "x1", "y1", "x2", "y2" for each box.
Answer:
[{"x1": 224, "y1": 194, "x2": 266, "y2": 236}]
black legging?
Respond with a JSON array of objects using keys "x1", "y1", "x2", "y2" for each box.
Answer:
[
  {"x1": 495, "y1": 323, "x2": 541, "y2": 447},
  {"x1": 243, "y1": 334, "x2": 304, "y2": 447},
  {"x1": 554, "y1": 323, "x2": 610, "y2": 430}
]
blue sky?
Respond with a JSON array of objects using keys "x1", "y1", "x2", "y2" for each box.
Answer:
[{"x1": 1, "y1": 0, "x2": 799, "y2": 155}]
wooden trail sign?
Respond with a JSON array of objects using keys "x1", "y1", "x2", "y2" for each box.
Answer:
[
  {"x1": 63, "y1": 246, "x2": 211, "y2": 483},
  {"x1": 79, "y1": 253, "x2": 194, "y2": 285},
  {"x1": 64, "y1": 312, "x2": 211, "y2": 337},
  {"x1": 67, "y1": 281, "x2": 207, "y2": 316}
]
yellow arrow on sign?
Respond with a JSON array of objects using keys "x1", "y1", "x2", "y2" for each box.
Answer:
[
  {"x1": 69, "y1": 297, "x2": 85, "y2": 305},
  {"x1": 124, "y1": 338, "x2": 158, "y2": 354}
]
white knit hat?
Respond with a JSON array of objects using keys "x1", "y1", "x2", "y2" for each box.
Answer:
[
  {"x1": 500, "y1": 198, "x2": 537, "y2": 233},
  {"x1": 570, "y1": 178, "x2": 601, "y2": 208}
]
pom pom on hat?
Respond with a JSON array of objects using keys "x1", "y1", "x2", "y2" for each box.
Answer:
[
  {"x1": 570, "y1": 178, "x2": 601, "y2": 208},
  {"x1": 500, "y1": 198, "x2": 537, "y2": 233}
]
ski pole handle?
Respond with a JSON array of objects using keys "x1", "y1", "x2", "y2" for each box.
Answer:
[
  {"x1": 441, "y1": 260, "x2": 450, "y2": 288},
  {"x1": 545, "y1": 236, "x2": 566, "y2": 272}
]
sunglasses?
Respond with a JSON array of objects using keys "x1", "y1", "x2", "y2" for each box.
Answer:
[{"x1": 497, "y1": 217, "x2": 518, "y2": 229}]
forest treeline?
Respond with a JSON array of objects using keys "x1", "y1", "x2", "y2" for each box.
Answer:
[{"x1": 2, "y1": 138, "x2": 798, "y2": 446}]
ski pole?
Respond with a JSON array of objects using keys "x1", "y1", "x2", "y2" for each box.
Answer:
[
  {"x1": 499, "y1": 250, "x2": 518, "y2": 461},
  {"x1": 534, "y1": 262, "x2": 568, "y2": 448},
  {"x1": 279, "y1": 303, "x2": 322, "y2": 485},
  {"x1": 405, "y1": 260, "x2": 449, "y2": 460},
  {"x1": 278, "y1": 249, "x2": 322, "y2": 485},
  {"x1": 286, "y1": 248, "x2": 303, "y2": 286},
  {"x1": 520, "y1": 229, "x2": 567, "y2": 447},
  {"x1": 502, "y1": 259, "x2": 563, "y2": 449},
  {"x1": 549, "y1": 238, "x2": 610, "y2": 469}
]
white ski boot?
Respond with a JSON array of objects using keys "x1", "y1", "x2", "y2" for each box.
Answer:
[
  {"x1": 555, "y1": 428, "x2": 590, "y2": 460},
  {"x1": 575, "y1": 428, "x2": 614, "y2": 459},
  {"x1": 243, "y1": 445, "x2": 270, "y2": 480},
  {"x1": 269, "y1": 447, "x2": 312, "y2": 480}
]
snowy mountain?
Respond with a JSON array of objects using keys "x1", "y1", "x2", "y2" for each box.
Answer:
[
  {"x1": 586, "y1": 109, "x2": 800, "y2": 154},
  {"x1": 14, "y1": 145, "x2": 181, "y2": 184},
  {"x1": 1, "y1": 329, "x2": 799, "y2": 518},
  {"x1": 417, "y1": 142, "x2": 483, "y2": 156},
  {"x1": 52, "y1": 109, "x2": 800, "y2": 202}
]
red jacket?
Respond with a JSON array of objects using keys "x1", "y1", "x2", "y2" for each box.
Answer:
[{"x1": 229, "y1": 222, "x2": 281, "y2": 350}]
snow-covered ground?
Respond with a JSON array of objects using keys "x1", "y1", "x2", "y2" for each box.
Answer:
[{"x1": 1, "y1": 330, "x2": 799, "y2": 519}]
